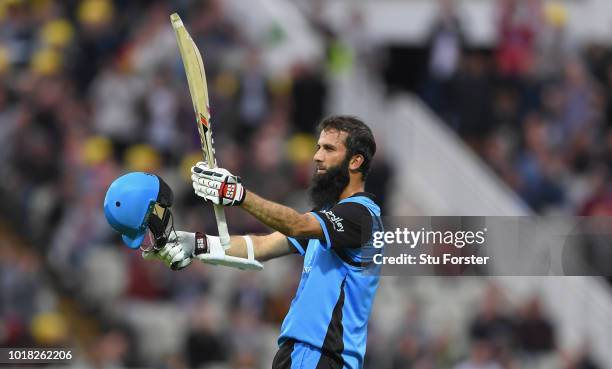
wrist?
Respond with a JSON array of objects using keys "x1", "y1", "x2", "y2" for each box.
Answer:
[
  {"x1": 219, "y1": 179, "x2": 246, "y2": 206},
  {"x1": 195, "y1": 233, "x2": 223, "y2": 258},
  {"x1": 239, "y1": 189, "x2": 249, "y2": 207},
  {"x1": 195, "y1": 232, "x2": 208, "y2": 255},
  {"x1": 237, "y1": 186, "x2": 246, "y2": 205}
]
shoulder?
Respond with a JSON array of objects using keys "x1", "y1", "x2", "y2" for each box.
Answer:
[
  {"x1": 309, "y1": 193, "x2": 379, "y2": 250},
  {"x1": 316, "y1": 193, "x2": 376, "y2": 232},
  {"x1": 326, "y1": 201, "x2": 370, "y2": 220},
  {"x1": 332, "y1": 192, "x2": 378, "y2": 217}
]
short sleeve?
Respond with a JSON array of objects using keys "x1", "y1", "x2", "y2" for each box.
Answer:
[
  {"x1": 287, "y1": 237, "x2": 309, "y2": 256},
  {"x1": 311, "y1": 202, "x2": 373, "y2": 250}
]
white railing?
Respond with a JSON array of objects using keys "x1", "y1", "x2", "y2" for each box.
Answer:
[{"x1": 383, "y1": 94, "x2": 530, "y2": 216}]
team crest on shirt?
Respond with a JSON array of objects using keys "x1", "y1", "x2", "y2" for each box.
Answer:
[{"x1": 321, "y1": 210, "x2": 344, "y2": 232}]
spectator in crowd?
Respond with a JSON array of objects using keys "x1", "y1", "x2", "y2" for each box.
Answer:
[
  {"x1": 185, "y1": 299, "x2": 228, "y2": 367},
  {"x1": 391, "y1": 304, "x2": 429, "y2": 369},
  {"x1": 560, "y1": 348, "x2": 602, "y2": 369},
  {"x1": 423, "y1": 0, "x2": 464, "y2": 121},
  {"x1": 290, "y1": 62, "x2": 327, "y2": 133},
  {"x1": 514, "y1": 112, "x2": 566, "y2": 212},
  {"x1": 536, "y1": 1, "x2": 570, "y2": 78},
  {"x1": 236, "y1": 49, "x2": 270, "y2": 143},
  {"x1": 450, "y1": 52, "x2": 494, "y2": 150},
  {"x1": 496, "y1": 0, "x2": 541, "y2": 78},
  {"x1": 0, "y1": 0, "x2": 606, "y2": 367},
  {"x1": 515, "y1": 296, "x2": 555, "y2": 355},
  {"x1": 469, "y1": 285, "x2": 515, "y2": 354},
  {"x1": 453, "y1": 341, "x2": 504, "y2": 369}
]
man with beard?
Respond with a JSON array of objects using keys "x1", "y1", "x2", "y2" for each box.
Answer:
[{"x1": 151, "y1": 115, "x2": 382, "y2": 369}]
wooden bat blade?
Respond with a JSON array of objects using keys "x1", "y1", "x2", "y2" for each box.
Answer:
[
  {"x1": 171, "y1": 13, "x2": 230, "y2": 249},
  {"x1": 170, "y1": 13, "x2": 216, "y2": 167},
  {"x1": 170, "y1": 13, "x2": 211, "y2": 129}
]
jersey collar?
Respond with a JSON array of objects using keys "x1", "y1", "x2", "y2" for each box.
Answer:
[
  {"x1": 313, "y1": 192, "x2": 377, "y2": 211},
  {"x1": 346, "y1": 192, "x2": 376, "y2": 201}
]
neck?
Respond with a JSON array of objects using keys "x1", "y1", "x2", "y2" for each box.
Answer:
[{"x1": 339, "y1": 179, "x2": 365, "y2": 200}]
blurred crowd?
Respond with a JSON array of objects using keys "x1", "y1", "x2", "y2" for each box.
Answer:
[
  {"x1": 365, "y1": 283, "x2": 599, "y2": 369},
  {"x1": 0, "y1": 0, "x2": 607, "y2": 368},
  {"x1": 0, "y1": 0, "x2": 389, "y2": 368},
  {"x1": 421, "y1": 0, "x2": 612, "y2": 215}
]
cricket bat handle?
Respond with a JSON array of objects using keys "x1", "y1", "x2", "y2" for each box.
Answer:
[{"x1": 213, "y1": 204, "x2": 231, "y2": 249}]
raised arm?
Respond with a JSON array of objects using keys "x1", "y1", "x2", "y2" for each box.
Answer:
[
  {"x1": 240, "y1": 192, "x2": 322, "y2": 238},
  {"x1": 191, "y1": 162, "x2": 323, "y2": 239}
]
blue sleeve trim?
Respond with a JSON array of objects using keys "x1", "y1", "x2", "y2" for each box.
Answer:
[
  {"x1": 287, "y1": 237, "x2": 305, "y2": 256},
  {"x1": 339, "y1": 196, "x2": 380, "y2": 216},
  {"x1": 310, "y1": 212, "x2": 332, "y2": 249}
]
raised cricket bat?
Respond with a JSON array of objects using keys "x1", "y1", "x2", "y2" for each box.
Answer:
[{"x1": 170, "y1": 13, "x2": 231, "y2": 249}]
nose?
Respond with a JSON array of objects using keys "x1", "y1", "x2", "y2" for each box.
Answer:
[{"x1": 313, "y1": 147, "x2": 324, "y2": 163}]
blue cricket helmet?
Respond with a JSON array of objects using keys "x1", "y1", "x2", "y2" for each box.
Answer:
[{"x1": 104, "y1": 172, "x2": 174, "y2": 249}]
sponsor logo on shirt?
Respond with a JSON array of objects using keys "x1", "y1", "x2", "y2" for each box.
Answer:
[{"x1": 321, "y1": 210, "x2": 344, "y2": 232}]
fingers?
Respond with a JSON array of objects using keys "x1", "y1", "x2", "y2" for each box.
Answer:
[
  {"x1": 166, "y1": 233, "x2": 178, "y2": 243},
  {"x1": 194, "y1": 171, "x2": 225, "y2": 182},
  {"x1": 142, "y1": 232, "x2": 194, "y2": 270},
  {"x1": 192, "y1": 179, "x2": 222, "y2": 205},
  {"x1": 191, "y1": 174, "x2": 222, "y2": 189},
  {"x1": 226, "y1": 175, "x2": 241, "y2": 184},
  {"x1": 158, "y1": 242, "x2": 180, "y2": 259},
  {"x1": 192, "y1": 183, "x2": 219, "y2": 196},
  {"x1": 191, "y1": 163, "x2": 241, "y2": 206},
  {"x1": 191, "y1": 164, "x2": 232, "y2": 182},
  {"x1": 167, "y1": 245, "x2": 181, "y2": 260},
  {"x1": 195, "y1": 192, "x2": 220, "y2": 205},
  {"x1": 193, "y1": 161, "x2": 209, "y2": 171},
  {"x1": 191, "y1": 162, "x2": 220, "y2": 178},
  {"x1": 141, "y1": 250, "x2": 157, "y2": 261},
  {"x1": 160, "y1": 244, "x2": 188, "y2": 267},
  {"x1": 170, "y1": 258, "x2": 192, "y2": 270},
  {"x1": 158, "y1": 244, "x2": 171, "y2": 258}
]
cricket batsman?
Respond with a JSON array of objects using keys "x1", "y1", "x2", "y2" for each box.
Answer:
[{"x1": 104, "y1": 116, "x2": 382, "y2": 369}]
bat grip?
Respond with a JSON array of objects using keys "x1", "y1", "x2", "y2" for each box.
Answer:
[{"x1": 213, "y1": 204, "x2": 231, "y2": 250}]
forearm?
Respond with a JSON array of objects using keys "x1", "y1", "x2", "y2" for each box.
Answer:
[
  {"x1": 223, "y1": 233, "x2": 293, "y2": 262},
  {"x1": 240, "y1": 191, "x2": 320, "y2": 238},
  {"x1": 191, "y1": 163, "x2": 320, "y2": 238}
]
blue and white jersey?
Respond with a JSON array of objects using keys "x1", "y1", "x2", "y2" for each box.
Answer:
[{"x1": 279, "y1": 193, "x2": 383, "y2": 369}]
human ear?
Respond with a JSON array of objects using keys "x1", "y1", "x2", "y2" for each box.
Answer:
[{"x1": 349, "y1": 155, "x2": 364, "y2": 171}]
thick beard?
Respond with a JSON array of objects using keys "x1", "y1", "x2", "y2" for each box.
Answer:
[{"x1": 308, "y1": 157, "x2": 350, "y2": 209}]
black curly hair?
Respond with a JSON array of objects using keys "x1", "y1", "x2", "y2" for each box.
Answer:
[{"x1": 316, "y1": 115, "x2": 377, "y2": 179}]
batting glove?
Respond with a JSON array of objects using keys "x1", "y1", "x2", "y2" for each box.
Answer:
[
  {"x1": 195, "y1": 234, "x2": 263, "y2": 271},
  {"x1": 142, "y1": 231, "x2": 197, "y2": 270},
  {"x1": 144, "y1": 230, "x2": 263, "y2": 271},
  {"x1": 191, "y1": 162, "x2": 245, "y2": 206}
]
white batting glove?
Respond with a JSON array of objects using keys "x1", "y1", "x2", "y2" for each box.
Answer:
[
  {"x1": 191, "y1": 162, "x2": 246, "y2": 206},
  {"x1": 195, "y1": 234, "x2": 263, "y2": 271},
  {"x1": 142, "y1": 231, "x2": 195, "y2": 270},
  {"x1": 143, "y1": 230, "x2": 263, "y2": 271}
]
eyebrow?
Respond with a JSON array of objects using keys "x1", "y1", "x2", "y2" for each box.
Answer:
[{"x1": 317, "y1": 143, "x2": 337, "y2": 149}]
